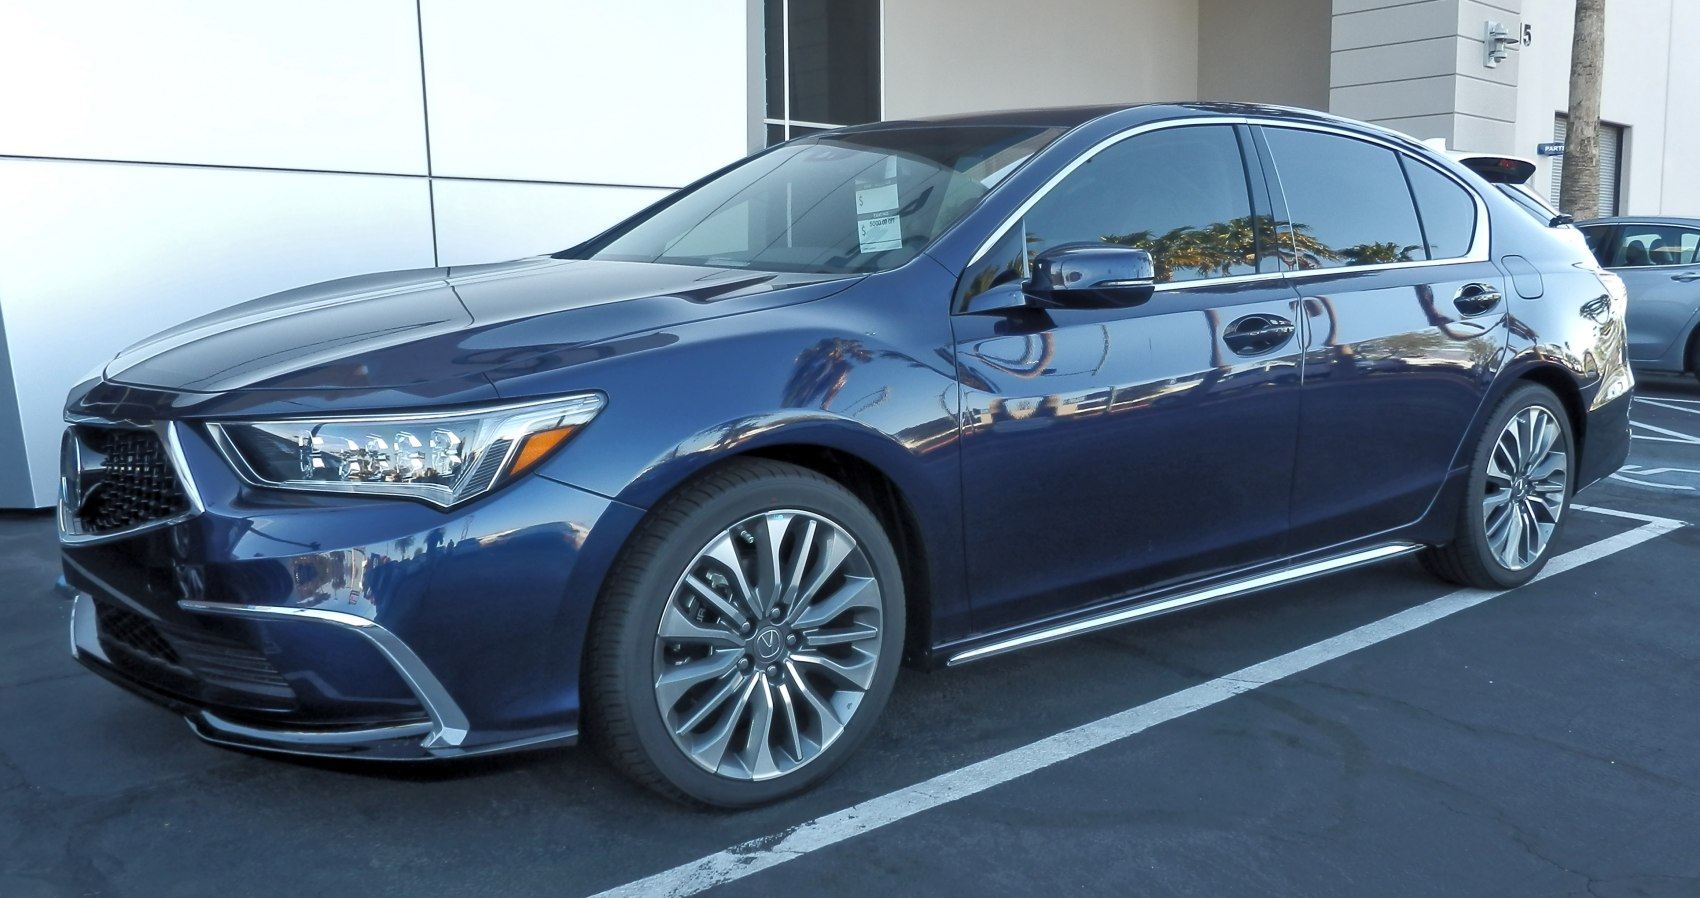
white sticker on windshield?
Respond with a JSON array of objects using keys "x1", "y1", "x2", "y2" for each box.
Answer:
[
  {"x1": 858, "y1": 215, "x2": 902, "y2": 253},
  {"x1": 855, "y1": 182, "x2": 900, "y2": 215}
]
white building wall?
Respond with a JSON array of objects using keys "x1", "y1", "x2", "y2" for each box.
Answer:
[
  {"x1": 1514, "y1": 0, "x2": 1698, "y2": 216},
  {"x1": 0, "y1": 0, "x2": 748, "y2": 508}
]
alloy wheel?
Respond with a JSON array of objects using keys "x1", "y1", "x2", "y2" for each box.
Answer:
[
  {"x1": 652, "y1": 509, "x2": 884, "y2": 781},
  {"x1": 1481, "y1": 405, "x2": 1569, "y2": 571}
]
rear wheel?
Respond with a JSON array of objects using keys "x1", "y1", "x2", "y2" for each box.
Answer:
[
  {"x1": 585, "y1": 459, "x2": 904, "y2": 807},
  {"x1": 1422, "y1": 383, "x2": 1573, "y2": 589}
]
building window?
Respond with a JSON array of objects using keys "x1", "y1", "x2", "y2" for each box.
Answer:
[
  {"x1": 1550, "y1": 115, "x2": 1624, "y2": 216},
  {"x1": 764, "y1": 0, "x2": 880, "y2": 145}
]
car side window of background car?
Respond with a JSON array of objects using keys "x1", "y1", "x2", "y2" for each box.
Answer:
[
  {"x1": 1022, "y1": 125, "x2": 1260, "y2": 284},
  {"x1": 1400, "y1": 157, "x2": 1477, "y2": 260},
  {"x1": 1262, "y1": 127, "x2": 1426, "y2": 269},
  {"x1": 1580, "y1": 225, "x2": 1616, "y2": 266},
  {"x1": 1606, "y1": 226, "x2": 1700, "y2": 267}
]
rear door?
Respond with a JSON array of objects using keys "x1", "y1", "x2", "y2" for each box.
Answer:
[{"x1": 1256, "y1": 125, "x2": 1509, "y2": 550}]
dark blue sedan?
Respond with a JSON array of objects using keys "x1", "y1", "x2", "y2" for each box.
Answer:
[{"x1": 59, "y1": 103, "x2": 1633, "y2": 807}]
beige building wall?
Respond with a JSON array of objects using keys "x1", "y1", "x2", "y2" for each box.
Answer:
[
  {"x1": 1198, "y1": 0, "x2": 1332, "y2": 110},
  {"x1": 1328, "y1": 0, "x2": 1523, "y2": 152},
  {"x1": 882, "y1": 0, "x2": 1201, "y2": 119}
]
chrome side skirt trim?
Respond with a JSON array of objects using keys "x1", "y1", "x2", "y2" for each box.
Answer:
[
  {"x1": 178, "y1": 600, "x2": 471, "y2": 749},
  {"x1": 946, "y1": 543, "x2": 1423, "y2": 666}
]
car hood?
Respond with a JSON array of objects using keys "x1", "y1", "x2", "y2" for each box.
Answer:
[{"x1": 103, "y1": 257, "x2": 855, "y2": 396}]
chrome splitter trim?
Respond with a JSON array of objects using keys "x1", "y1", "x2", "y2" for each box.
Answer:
[
  {"x1": 178, "y1": 600, "x2": 471, "y2": 750},
  {"x1": 947, "y1": 543, "x2": 1423, "y2": 666}
]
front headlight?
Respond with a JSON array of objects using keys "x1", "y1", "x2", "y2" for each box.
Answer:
[{"x1": 208, "y1": 394, "x2": 604, "y2": 507}]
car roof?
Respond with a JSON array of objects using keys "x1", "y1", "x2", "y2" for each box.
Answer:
[
  {"x1": 836, "y1": 102, "x2": 1386, "y2": 135},
  {"x1": 1578, "y1": 216, "x2": 1700, "y2": 227}
]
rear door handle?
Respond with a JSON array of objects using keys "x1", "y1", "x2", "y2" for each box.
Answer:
[
  {"x1": 1672, "y1": 272, "x2": 1700, "y2": 283},
  {"x1": 1223, "y1": 314, "x2": 1296, "y2": 356},
  {"x1": 1454, "y1": 283, "x2": 1503, "y2": 316}
]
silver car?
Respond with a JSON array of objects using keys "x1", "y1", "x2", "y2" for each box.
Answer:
[{"x1": 1578, "y1": 216, "x2": 1700, "y2": 382}]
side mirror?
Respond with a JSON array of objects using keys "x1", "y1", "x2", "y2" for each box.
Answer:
[{"x1": 1030, "y1": 244, "x2": 1156, "y2": 307}]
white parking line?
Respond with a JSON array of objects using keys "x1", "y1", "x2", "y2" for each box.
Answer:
[
  {"x1": 1639, "y1": 396, "x2": 1700, "y2": 410},
  {"x1": 1632, "y1": 420, "x2": 1700, "y2": 444},
  {"x1": 591, "y1": 507, "x2": 1685, "y2": 898}
]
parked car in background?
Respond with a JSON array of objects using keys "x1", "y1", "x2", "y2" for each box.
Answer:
[
  {"x1": 1577, "y1": 217, "x2": 1700, "y2": 383},
  {"x1": 59, "y1": 103, "x2": 1633, "y2": 807}
]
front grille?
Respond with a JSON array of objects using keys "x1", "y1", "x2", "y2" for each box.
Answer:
[
  {"x1": 94, "y1": 600, "x2": 296, "y2": 710},
  {"x1": 73, "y1": 427, "x2": 192, "y2": 533}
]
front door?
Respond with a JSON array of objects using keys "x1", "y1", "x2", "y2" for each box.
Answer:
[{"x1": 952, "y1": 124, "x2": 1303, "y2": 632}]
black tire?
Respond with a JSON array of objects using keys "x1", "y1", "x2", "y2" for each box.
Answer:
[
  {"x1": 1421, "y1": 383, "x2": 1574, "y2": 589},
  {"x1": 584, "y1": 458, "x2": 905, "y2": 807}
]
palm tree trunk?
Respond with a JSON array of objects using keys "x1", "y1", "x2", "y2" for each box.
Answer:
[{"x1": 1559, "y1": 0, "x2": 1606, "y2": 218}]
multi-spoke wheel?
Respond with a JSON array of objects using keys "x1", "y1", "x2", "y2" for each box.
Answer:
[
  {"x1": 586, "y1": 459, "x2": 904, "y2": 807},
  {"x1": 1423, "y1": 383, "x2": 1574, "y2": 589}
]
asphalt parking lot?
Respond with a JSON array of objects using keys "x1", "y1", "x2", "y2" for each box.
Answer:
[{"x1": 3, "y1": 377, "x2": 1698, "y2": 898}]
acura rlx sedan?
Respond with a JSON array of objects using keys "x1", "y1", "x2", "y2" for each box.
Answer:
[
  {"x1": 60, "y1": 103, "x2": 1633, "y2": 807},
  {"x1": 1576, "y1": 216, "x2": 1700, "y2": 383}
]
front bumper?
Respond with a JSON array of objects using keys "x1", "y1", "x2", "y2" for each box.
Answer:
[{"x1": 61, "y1": 417, "x2": 644, "y2": 761}]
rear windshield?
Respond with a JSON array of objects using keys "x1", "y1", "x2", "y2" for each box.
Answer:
[
  {"x1": 1495, "y1": 182, "x2": 1565, "y2": 225},
  {"x1": 571, "y1": 125, "x2": 1064, "y2": 274}
]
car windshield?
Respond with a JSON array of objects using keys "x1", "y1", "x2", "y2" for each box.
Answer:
[{"x1": 570, "y1": 125, "x2": 1065, "y2": 274}]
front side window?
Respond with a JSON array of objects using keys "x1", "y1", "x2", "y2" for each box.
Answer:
[
  {"x1": 1579, "y1": 225, "x2": 1615, "y2": 266},
  {"x1": 578, "y1": 125, "x2": 1062, "y2": 275},
  {"x1": 1021, "y1": 125, "x2": 1263, "y2": 284},
  {"x1": 1605, "y1": 226, "x2": 1700, "y2": 268},
  {"x1": 1263, "y1": 127, "x2": 1425, "y2": 269}
]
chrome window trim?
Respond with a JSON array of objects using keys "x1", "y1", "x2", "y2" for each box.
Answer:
[
  {"x1": 179, "y1": 600, "x2": 472, "y2": 749},
  {"x1": 966, "y1": 115, "x2": 1493, "y2": 297},
  {"x1": 59, "y1": 418, "x2": 206, "y2": 545},
  {"x1": 947, "y1": 542, "x2": 1422, "y2": 666}
]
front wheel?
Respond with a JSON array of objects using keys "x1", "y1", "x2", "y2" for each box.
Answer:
[
  {"x1": 584, "y1": 459, "x2": 905, "y2": 807},
  {"x1": 1422, "y1": 383, "x2": 1574, "y2": 589}
]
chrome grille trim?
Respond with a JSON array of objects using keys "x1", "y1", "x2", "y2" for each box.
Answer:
[{"x1": 59, "y1": 419, "x2": 205, "y2": 544}]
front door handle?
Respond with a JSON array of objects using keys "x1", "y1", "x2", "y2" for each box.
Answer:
[
  {"x1": 1671, "y1": 272, "x2": 1700, "y2": 283},
  {"x1": 1223, "y1": 314, "x2": 1296, "y2": 356},
  {"x1": 1454, "y1": 283, "x2": 1503, "y2": 316}
]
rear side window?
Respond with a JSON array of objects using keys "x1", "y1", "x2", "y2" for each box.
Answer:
[
  {"x1": 1401, "y1": 158, "x2": 1477, "y2": 259},
  {"x1": 1263, "y1": 128, "x2": 1425, "y2": 269}
]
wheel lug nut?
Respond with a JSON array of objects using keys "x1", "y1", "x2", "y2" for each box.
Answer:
[
  {"x1": 738, "y1": 657, "x2": 751, "y2": 670},
  {"x1": 766, "y1": 665, "x2": 778, "y2": 676},
  {"x1": 770, "y1": 607, "x2": 783, "y2": 621},
  {"x1": 786, "y1": 633, "x2": 797, "y2": 646}
]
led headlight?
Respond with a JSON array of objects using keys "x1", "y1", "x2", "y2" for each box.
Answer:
[{"x1": 208, "y1": 394, "x2": 604, "y2": 507}]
